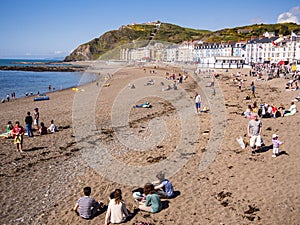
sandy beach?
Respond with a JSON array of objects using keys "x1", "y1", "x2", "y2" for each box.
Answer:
[{"x1": 0, "y1": 63, "x2": 299, "y2": 225}]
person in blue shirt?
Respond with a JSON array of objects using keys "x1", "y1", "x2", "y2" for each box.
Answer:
[{"x1": 153, "y1": 171, "x2": 174, "y2": 198}]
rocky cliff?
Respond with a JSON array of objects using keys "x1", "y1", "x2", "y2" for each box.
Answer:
[{"x1": 64, "y1": 22, "x2": 210, "y2": 61}]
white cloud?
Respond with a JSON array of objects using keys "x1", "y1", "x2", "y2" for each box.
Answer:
[
  {"x1": 277, "y1": 6, "x2": 300, "y2": 24},
  {"x1": 290, "y1": 6, "x2": 300, "y2": 15}
]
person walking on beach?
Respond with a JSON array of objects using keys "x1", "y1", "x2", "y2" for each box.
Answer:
[
  {"x1": 11, "y1": 121, "x2": 25, "y2": 153},
  {"x1": 25, "y1": 112, "x2": 34, "y2": 137},
  {"x1": 33, "y1": 108, "x2": 39, "y2": 130},
  {"x1": 73, "y1": 186, "x2": 103, "y2": 220},
  {"x1": 238, "y1": 80, "x2": 243, "y2": 91},
  {"x1": 6, "y1": 94, "x2": 10, "y2": 102},
  {"x1": 271, "y1": 134, "x2": 283, "y2": 157},
  {"x1": 194, "y1": 92, "x2": 202, "y2": 114},
  {"x1": 247, "y1": 113, "x2": 262, "y2": 153},
  {"x1": 251, "y1": 81, "x2": 255, "y2": 97}
]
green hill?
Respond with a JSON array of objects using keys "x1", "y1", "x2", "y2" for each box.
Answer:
[{"x1": 64, "y1": 22, "x2": 300, "y2": 61}]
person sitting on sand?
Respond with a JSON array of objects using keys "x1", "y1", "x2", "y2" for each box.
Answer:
[
  {"x1": 277, "y1": 104, "x2": 285, "y2": 117},
  {"x1": 163, "y1": 84, "x2": 172, "y2": 91},
  {"x1": 73, "y1": 186, "x2": 103, "y2": 220},
  {"x1": 242, "y1": 105, "x2": 253, "y2": 118},
  {"x1": 294, "y1": 94, "x2": 300, "y2": 102},
  {"x1": 152, "y1": 171, "x2": 174, "y2": 198},
  {"x1": 284, "y1": 102, "x2": 297, "y2": 116},
  {"x1": 135, "y1": 102, "x2": 152, "y2": 108},
  {"x1": 104, "y1": 189, "x2": 131, "y2": 225},
  {"x1": 251, "y1": 101, "x2": 259, "y2": 114},
  {"x1": 6, "y1": 121, "x2": 13, "y2": 134},
  {"x1": 11, "y1": 121, "x2": 26, "y2": 153},
  {"x1": 291, "y1": 81, "x2": 299, "y2": 91},
  {"x1": 47, "y1": 120, "x2": 57, "y2": 133},
  {"x1": 271, "y1": 104, "x2": 281, "y2": 118},
  {"x1": 0, "y1": 121, "x2": 14, "y2": 138},
  {"x1": 139, "y1": 183, "x2": 162, "y2": 213},
  {"x1": 39, "y1": 122, "x2": 47, "y2": 135}
]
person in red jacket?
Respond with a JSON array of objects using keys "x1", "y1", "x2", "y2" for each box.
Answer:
[{"x1": 11, "y1": 121, "x2": 25, "y2": 153}]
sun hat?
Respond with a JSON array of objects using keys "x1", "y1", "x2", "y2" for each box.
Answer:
[
  {"x1": 156, "y1": 171, "x2": 165, "y2": 181},
  {"x1": 272, "y1": 134, "x2": 278, "y2": 139}
]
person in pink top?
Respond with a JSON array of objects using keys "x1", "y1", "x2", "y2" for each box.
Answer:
[{"x1": 271, "y1": 134, "x2": 284, "y2": 158}]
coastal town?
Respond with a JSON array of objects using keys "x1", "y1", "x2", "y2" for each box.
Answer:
[{"x1": 121, "y1": 25, "x2": 300, "y2": 71}]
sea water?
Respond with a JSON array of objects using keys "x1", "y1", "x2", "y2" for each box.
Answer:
[{"x1": 0, "y1": 59, "x2": 96, "y2": 99}]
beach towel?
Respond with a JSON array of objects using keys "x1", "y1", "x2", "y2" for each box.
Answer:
[{"x1": 0, "y1": 132, "x2": 10, "y2": 138}]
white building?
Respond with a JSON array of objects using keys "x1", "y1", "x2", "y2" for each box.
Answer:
[
  {"x1": 244, "y1": 36, "x2": 300, "y2": 64},
  {"x1": 120, "y1": 32, "x2": 300, "y2": 67}
]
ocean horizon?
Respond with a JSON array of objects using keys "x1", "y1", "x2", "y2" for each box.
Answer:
[{"x1": 0, "y1": 59, "x2": 96, "y2": 100}]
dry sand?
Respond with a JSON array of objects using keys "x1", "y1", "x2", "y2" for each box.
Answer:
[{"x1": 0, "y1": 64, "x2": 299, "y2": 225}]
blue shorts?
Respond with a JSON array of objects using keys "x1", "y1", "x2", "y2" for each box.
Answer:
[{"x1": 195, "y1": 102, "x2": 201, "y2": 109}]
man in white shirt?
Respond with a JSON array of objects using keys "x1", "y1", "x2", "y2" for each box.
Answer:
[
  {"x1": 47, "y1": 120, "x2": 57, "y2": 133},
  {"x1": 194, "y1": 92, "x2": 202, "y2": 114}
]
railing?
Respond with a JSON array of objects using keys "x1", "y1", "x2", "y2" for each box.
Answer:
[{"x1": 197, "y1": 62, "x2": 247, "y2": 69}]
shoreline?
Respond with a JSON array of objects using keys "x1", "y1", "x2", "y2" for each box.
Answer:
[{"x1": 0, "y1": 61, "x2": 98, "y2": 102}]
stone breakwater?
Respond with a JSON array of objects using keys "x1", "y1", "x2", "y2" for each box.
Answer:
[{"x1": 0, "y1": 65, "x2": 87, "y2": 72}]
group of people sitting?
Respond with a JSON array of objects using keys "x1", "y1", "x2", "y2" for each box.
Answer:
[
  {"x1": 285, "y1": 79, "x2": 299, "y2": 91},
  {"x1": 1, "y1": 119, "x2": 57, "y2": 154},
  {"x1": 73, "y1": 172, "x2": 175, "y2": 224},
  {"x1": 242, "y1": 101, "x2": 298, "y2": 119},
  {"x1": 3, "y1": 119, "x2": 57, "y2": 139}
]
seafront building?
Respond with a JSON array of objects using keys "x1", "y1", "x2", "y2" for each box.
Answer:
[{"x1": 120, "y1": 32, "x2": 300, "y2": 69}]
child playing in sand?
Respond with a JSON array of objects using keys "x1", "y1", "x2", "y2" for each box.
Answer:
[
  {"x1": 73, "y1": 186, "x2": 103, "y2": 219},
  {"x1": 272, "y1": 134, "x2": 284, "y2": 158},
  {"x1": 139, "y1": 183, "x2": 162, "y2": 213},
  {"x1": 152, "y1": 171, "x2": 174, "y2": 198}
]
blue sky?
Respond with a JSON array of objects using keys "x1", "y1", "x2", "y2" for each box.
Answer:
[{"x1": 0, "y1": 0, "x2": 299, "y2": 59}]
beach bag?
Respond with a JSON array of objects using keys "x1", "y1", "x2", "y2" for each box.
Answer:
[{"x1": 236, "y1": 136, "x2": 245, "y2": 149}]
